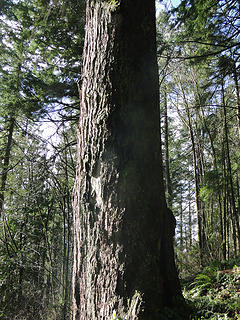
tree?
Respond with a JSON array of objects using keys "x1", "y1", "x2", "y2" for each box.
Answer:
[
  {"x1": 156, "y1": 0, "x2": 240, "y2": 268},
  {"x1": 174, "y1": 0, "x2": 240, "y2": 58},
  {"x1": 72, "y1": 1, "x2": 183, "y2": 319},
  {"x1": 0, "y1": 118, "x2": 76, "y2": 320},
  {"x1": 0, "y1": 1, "x2": 83, "y2": 317}
]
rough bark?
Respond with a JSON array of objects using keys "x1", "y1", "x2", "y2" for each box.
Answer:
[{"x1": 72, "y1": 1, "x2": 182, "y2": 319}]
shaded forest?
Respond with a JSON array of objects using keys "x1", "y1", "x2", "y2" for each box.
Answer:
[{"x1": 0, "y1": 0, "x2": 239, "y2": 319}]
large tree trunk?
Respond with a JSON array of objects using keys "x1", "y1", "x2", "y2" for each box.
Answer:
[{"x1": 72, "y1": 1, "x2": 182, "y2": 319}]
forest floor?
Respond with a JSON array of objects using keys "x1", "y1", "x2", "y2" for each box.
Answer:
[{"x1": 182, "y1": 260, "x2": 240, "y2": 320}]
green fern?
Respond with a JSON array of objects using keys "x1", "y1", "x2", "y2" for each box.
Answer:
[{"x1": 192, "y1": 274, "x2": 213, "y2": 292}]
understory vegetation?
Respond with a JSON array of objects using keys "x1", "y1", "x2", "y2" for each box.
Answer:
[{"x1": 183, "y1": 258, "x2": 240, "y2": 319}]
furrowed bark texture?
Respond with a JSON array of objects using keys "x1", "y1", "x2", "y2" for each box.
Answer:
[{"x1": 73, "y1": 1, "x2": 181, "y2": 319}]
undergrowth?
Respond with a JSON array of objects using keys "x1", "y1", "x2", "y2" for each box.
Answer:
[{"x1": 182, "y1": 260, "x2": 240, "y2": 320}]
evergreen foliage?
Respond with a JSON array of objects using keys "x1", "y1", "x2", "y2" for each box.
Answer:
[
  {"x1": 157, "y1": 0, "x2": 240, "y2": 267},
  {"x1": 0, "y1": 0, "x2": 84, "y2": 318}
]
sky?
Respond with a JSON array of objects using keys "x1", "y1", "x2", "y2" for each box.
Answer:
[
  {"x1": 171, "y1": 0, "x2": 181, "y2": 6},
  {"x1": 156, "y1": 0, "x2": 181, "y2": 13}
]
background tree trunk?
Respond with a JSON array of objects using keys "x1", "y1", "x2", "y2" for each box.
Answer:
[
  {"x1": 233, "y1": 62, "x2": 240, "y2": 140},
  {"x1": 0, "y1": 116, "x2": 15, "y2": 217},
  {"x1": 163, "y1": 88, "x2": 173, "y2": 208},
  {"x1": 222, "y1": 80, "x2": 240, "y2": 254},
  {"x1": 72, "y1": 1, "x2": 182, "y2": 319}
]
